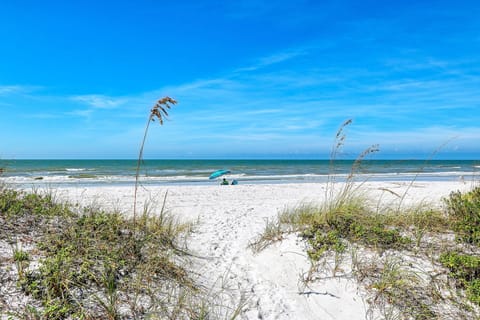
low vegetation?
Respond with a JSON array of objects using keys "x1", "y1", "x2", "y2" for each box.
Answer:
[
  {"x1": 252, "y1": 183, "x2": 480, "y2": 318},
  {"x1": 0, "y1": 184, "x2": 217, "y2": 319},
  {"x1": 251, "y1": 120, "x2": 480, "y2": 318},
  {"x1": 444, "y1": 187, "x2": 480, "y2": 245},
  {"x1": 439, "y1": 187, "x2": 480, "y2": 309}
]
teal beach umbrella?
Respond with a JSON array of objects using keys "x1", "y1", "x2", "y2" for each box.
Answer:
[{"x1": 209, "y1": 169, "x2": 231, "y2": 180}]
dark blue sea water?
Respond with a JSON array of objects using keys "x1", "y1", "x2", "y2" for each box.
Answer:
[{"x1": 0, "y1": 159, "x2": 479, "y2": 187}]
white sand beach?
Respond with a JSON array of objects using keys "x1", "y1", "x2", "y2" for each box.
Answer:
[{"x1": 48, "y1": 180, "x2": 474, "y2": 319}]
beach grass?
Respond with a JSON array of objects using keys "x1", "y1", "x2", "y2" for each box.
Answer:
[
  {"x1": 0, "y1": 184, "x2": 225, "y2": 319},
  {"x1": 253, "y1": 182, "x2": 480, "y2": 318},
  {"x1": 250, "y1": 121, "x2": 480, "y2": 318}
]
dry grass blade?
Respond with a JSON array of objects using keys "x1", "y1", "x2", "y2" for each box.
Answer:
[{"x1": 134, "y1": 97, "x2": 177, "y2": 225}]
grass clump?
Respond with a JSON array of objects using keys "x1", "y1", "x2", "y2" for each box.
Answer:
[
  {"x1": 13, "y1": 246, "x2": 31, "y2": 282},
  {"x1": 252, "y1": 195, "x2": 411, "y2": 260},
  {"x1": 367, "y1": 256, "x2": 436, "y2": 320},
  {"x1": 254, "y1": 193, "x2": 471, "y2": 318},
  {"x1": 301, "y1": 203, "x2": 411, "y2": 262},
  {"x1": 23, "y1": 208, "x2": 193, "y2": 318},
  {"x1": 0, "y1": 186, "x2": 213, "y2": 319},
  {"x1": 0, "y1": 187, "x2": 72, "y2": 219}
]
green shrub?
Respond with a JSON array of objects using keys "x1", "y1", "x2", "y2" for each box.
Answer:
[
  {"x1": 440, "y1": 252, "x2": 480, "y2": 284},
  {"x1": 444, "y1": 187, "x2": 480, "y2": 245},
  {"x1": 304, "y1": 229, "x2": 346, "y2": 261},
  {"x1": 467, "y1": 279, "x2": 480, "y2": 305},
  {"x1": 440, "y1": 251, "x2": 480, "y2": 305},
  {"x1": 0, "y1": 188, "x2": 23, "y2": 216}
]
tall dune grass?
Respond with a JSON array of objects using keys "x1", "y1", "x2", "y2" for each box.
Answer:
[
  {"x1": 134, "y1": 97, "x2": 177, "y2": 225},
  {"x1": 251, "y1": 120, "x2": 480, "y2": 319}
]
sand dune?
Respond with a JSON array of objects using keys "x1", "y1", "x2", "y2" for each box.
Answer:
[{"x1": 51, "y1": 180, "x2": 473, "y2": 319}]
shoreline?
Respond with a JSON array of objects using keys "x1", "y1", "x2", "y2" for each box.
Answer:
[
  {"x1": 1, "y1": 158, "x2": 478, "y2": 189},
  {"x1": 2, "y1": 171, "x2": 476, "y2": 189}
]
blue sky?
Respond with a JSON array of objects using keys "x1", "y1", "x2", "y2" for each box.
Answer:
[{"x1": 1, "y1": 0, "x2": 479, "y2": 159}]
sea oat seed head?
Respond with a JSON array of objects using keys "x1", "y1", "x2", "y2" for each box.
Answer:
[{"x1": 150, "y1": 96, "x2": 177, "y2": 125}]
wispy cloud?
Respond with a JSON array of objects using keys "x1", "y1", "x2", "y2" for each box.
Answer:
[
  {"x1": 71, "y1": 94, "x2": 126, "y2": 109},
  {"x1": 234, "y1": 48, "x2": 309, "y2": 73},
  {"x1": 66, "y1": 109, "x2": 95, "y2": 118},
  {"x1": 0, "y1": 85, "x2": 22, "y2": 95},
  {"x1": 349, "y1": 125, "x2": 480, "y2": 149},
  {"x1": 0, "y1": 85, "x2": 40, "y2": 96},
  {"x1": 254, "y1": 49, "x2": 308, "y2": 67},
  {"x1": 244, "y1": 108, "x2": 283, "y2": 116},
  {"x1": 26, "y1": 113, "x2": 65, "y2": 119}
]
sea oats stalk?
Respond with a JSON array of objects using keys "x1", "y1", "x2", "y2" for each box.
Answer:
[
  {"x1": 325, "y1": 119, "x2": 352, "y2": 207},
  {"x1": 134, "y1": 97, "x2": 177, "y2": 225},
  {"x1": 325, "y1": 119, "x2": 379, "y2": 212}
]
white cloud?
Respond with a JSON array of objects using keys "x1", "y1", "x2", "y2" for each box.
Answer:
[
  {"x1": 256, "y1": 50, "x2": 308, "y2": 67},
  {"x1": 0, "y1": 85, "x2": 39, "y2": 96},
  {"x1": 71, "y1": 94, "x2": 126, "y2": 109},
  {"x1": 234, "y1": 48, "x2": 309, "y2": 73},
  {"x1": 0, "y1": 85, "x2": 22, "y2": 95},
  {"x1": 67, "y1": 109, "x2": 94, "y2": 117},
  {"x1": 349, "y1": 125, "x2": 480, "y2": 149}
]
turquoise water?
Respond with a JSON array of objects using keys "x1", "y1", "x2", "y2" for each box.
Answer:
[{"x1": 0, "y1": 159, "x2": 479, "y2": 187}]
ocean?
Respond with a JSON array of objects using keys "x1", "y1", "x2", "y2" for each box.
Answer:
[{"x1": 0, "y1": 159, "x2": 479, "y2": 187}]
